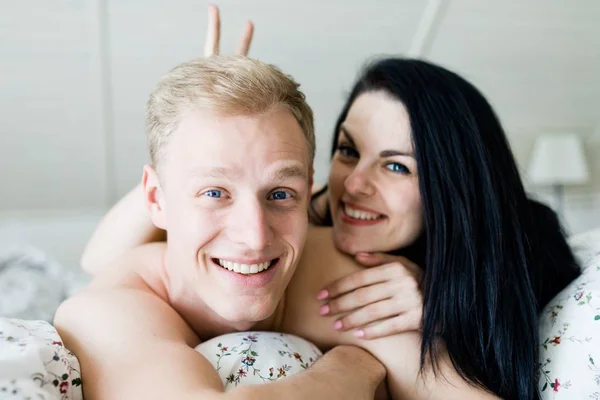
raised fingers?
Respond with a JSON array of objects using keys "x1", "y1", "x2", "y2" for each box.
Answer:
[
  {"x1": 236, "y1": 21, "x2": 254, "y2": 55},
  {"x1": 204, "y1": 4, "x2": 221, "y2": 56}
]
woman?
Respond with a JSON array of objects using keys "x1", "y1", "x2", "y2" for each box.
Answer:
[{"x1": 82, "y1": 6, "x2": 580, "y2": 399}]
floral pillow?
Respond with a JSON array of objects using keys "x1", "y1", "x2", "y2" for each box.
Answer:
[
  {"x1": 0, "y1": 318, "x2": 82, "y2": 400},
  {"x1": 195, "y1": 331, "x2": 322, "y2": 390},
  {"x1": 538, "y1": 228, "x2": 600, "y2": 399}
]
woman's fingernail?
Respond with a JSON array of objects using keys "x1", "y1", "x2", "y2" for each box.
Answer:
[
  {"x1": 354, "y1": 330, "x2": 365, "y2": 338},
  {"x1": 317, "y1": 289, "x2": 329, "y2": 300},
  {"x1": 333, "y1": 320, "x2": 343, "y2": 330},
  {"x1": 319, "y1": 304, "x2": 330, "y2": 315}
]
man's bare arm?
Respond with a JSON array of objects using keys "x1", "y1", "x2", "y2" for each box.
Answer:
[
  {"x1": 81, "y1": 184, "x2": 165, "y2": 275},
  {"x1": 359, "y1": 330, "x2": 501, "y2": 400},
  {"x1": 54, "y1": 288, "x2": 384, "y2": 400}
]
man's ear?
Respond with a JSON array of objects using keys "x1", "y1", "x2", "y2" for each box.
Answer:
[
  {"x1": 309, "y1": 167, "x2": 314, "y2": 194},
  {"x1": 142, "y1": 164, "x2": 167, "y2": 230}
]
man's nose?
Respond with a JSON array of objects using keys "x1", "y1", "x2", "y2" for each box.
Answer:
[{"x1": 228, "y1": 198, "x2": 274, "y2": 251}]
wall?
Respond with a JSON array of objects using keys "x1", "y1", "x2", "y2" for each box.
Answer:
[{"x1": 1, "y1": 0, "x2": 599, "y2": 235}]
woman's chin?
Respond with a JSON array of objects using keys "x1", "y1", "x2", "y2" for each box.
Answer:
[{"x1": 333, "y1": 233, "x2": 378, "y2": 255}]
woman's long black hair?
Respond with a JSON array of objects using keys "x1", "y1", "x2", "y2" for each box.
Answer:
[{"x1": 311, "y1": 58, "x2": 580, "y2": 399}]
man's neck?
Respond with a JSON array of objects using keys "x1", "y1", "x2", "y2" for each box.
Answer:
[{"x1": 157, "y1": 253, "x2": 282, "y2": 339}]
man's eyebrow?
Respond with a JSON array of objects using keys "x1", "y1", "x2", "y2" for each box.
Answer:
[
  {"x1": 190, "y1": 165, "x2": 306, "y2": 181},
  {"x1": 339, "y1": 126, "x2": 356, "y2": 147},
  {"x1": 191, "y1": 167, "x2": 242, "y2": 180},
  {"x1": 270, "y1": 165, "x2": 308, "y2": 182}
]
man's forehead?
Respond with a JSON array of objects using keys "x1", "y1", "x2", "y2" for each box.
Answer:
[{"x1": 170, "y1": 109, "x2": 310, "y2": 168}]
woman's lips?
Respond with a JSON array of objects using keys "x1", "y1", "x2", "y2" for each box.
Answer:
[{"x1": 340, "y1": 202, "x2": 386, "y2": 226}]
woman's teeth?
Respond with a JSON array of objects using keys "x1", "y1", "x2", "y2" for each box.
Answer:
[
  {"x1": 217, "y1": 259, "x2": 272, "y2": 275},
  {"x1": 344, "y1": 204, "x2": 381, "y2": 220}
]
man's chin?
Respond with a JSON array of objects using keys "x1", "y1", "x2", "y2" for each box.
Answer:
[{"x1": 214, "y1": 296, "x2": 279, "y2": 327}]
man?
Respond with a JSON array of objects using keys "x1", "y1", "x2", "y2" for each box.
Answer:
[
  {"x1": 55, "y1": 56, "x2": 384, "y2": 399},
  {"x1": 55, "y1": 56, "x2": 496, "y2": 400}
]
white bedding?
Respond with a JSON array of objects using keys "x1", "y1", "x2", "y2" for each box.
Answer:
[
  {"x1": 0, "y1": 246, "x2": 90, "y2": 322},
  {"x1": 0, "y1": 212, "x2": 97, "y2": 322}
]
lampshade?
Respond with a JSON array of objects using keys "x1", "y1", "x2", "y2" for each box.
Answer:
[{"x1": 527, "y1": 132, "x2": 590, "y2": 185}]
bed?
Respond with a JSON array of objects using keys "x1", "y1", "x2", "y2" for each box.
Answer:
[{"x1": 1, "y1": 213, "x2": 599, "y2": 399}]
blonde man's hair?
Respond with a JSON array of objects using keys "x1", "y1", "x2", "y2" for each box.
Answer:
[{"x1": 146, "y1": 55, "x2": 315, "y2": 172}]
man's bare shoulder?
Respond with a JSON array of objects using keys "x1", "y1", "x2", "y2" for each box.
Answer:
[
  {"x1": 56, "y1": 241, "x2": 195, "y2": 347},
  {"x1": 53, "y1": 259, "x2": 218, "y2": 398},
  {"x1": 55, "y1": 282, "x2": 197, "y2": 345}
]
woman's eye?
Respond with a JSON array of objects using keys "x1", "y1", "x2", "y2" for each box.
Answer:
[
  {"x1": 386, "y1": 162, "x2": 410, "y2": 174},
  {"x1": 269, "y1": 190, "x2": 294, "y2": 201},
  {"x1": 337, "y1": 145, "x2": 359, "y2": 158},
  {"x1": 203, "y1": 189, "x2": 224, "y2": 198}
]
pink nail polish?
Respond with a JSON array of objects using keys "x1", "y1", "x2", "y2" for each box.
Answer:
[
  {"x1": 319, "y1": 304, "x2": 330, "y2": 315},
  {"x1": 333, "y1": 320, "x2": 343, "y2": 330},
  {"x1": 354, "y1": 330, "x2": 365, "y2": 338},
  {"x1": 317, "y1": 289, "x2": 329, "y2": 300}
]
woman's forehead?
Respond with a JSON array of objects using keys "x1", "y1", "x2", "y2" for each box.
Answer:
[{"x1": 343, "y1": 91, "x2": 413, "y2": 151}]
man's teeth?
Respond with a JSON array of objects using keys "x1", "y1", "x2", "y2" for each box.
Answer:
[
  {"x1": 217, "y1": 260, "x2": 272, "y2": 275},
  {"x1": 344, "y1": 205, "x2": 381, "y2": 220}
]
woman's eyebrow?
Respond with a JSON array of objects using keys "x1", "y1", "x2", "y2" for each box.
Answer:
[
  {"x1": 341, "y1": 125, "x2": 414, "y2": 158},
  {"x1": 380, "y1": 149, "x2": 414, "y2": 158}
]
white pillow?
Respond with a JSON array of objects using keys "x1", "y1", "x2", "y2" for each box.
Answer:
[
  {"x1": 538, "y1": 228, "x2": 600, "y2": 399},
  {"x1": 195, "y1": 331, "x2": 322, "y2": 390}
]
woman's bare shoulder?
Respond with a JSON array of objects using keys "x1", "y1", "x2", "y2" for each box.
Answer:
[
  {"x1": 306, "y1": 225, "x2": 333, "y2": 245},
  {"x1": 299, "y1": 226, "x2": 362, "y2": 282}
]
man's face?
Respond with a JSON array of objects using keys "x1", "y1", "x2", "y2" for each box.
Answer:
[{"x1": 146, "y1": 107, "x2": 312, "y2": 324}]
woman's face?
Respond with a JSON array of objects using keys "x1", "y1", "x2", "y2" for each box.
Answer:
[{"x1": 328, "y1": 90, "x2": 424, "y2": 255}]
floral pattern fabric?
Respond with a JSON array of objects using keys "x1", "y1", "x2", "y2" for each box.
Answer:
[
  {"x1": 537, "y1": 229, "x2": 600, "y2": 399},
  {"x1": 0, "y1": 318, "x2": 82, "y2": 400},
  {"x1": 195, "y1": 331, "x2": 322, "y2": 390}
]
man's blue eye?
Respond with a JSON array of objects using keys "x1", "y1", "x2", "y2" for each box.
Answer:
[
  {"x1": 386, "y1": 163, "x2": 410, "y2": 174},
  {"x1": 204, "y1": 189, "x2": 223, "y2": 198},
  {"x1": 269, "y1": 190, "x2": 293, "y2": 200}
]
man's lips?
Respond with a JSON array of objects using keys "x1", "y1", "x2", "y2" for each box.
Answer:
[
  {"x1": 210, "y1": 257, "x2": 282, "y2": 288},
  {"x1": 212, "y1": 257, "x2": 279, "y2": 275}
]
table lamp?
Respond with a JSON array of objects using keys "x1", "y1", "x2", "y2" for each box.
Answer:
[{"x1": 527, "y1": 132, "x2": 590, "y2": 220}]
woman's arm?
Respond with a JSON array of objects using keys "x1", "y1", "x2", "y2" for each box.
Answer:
[
  {"x1": 318, "y1": 252, "x2": 423, "y2": 339},
  {"x1": 81, "y1": 183, "x2": 165, "y2": 275}
]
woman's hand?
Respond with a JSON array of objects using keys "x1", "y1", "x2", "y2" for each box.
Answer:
[
  {"x1": 317, "y1": 253, "x2": 424, "y2": 339},
  {"x1": 204, "y1": 5, "x2": 254, "y2": 57}
]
